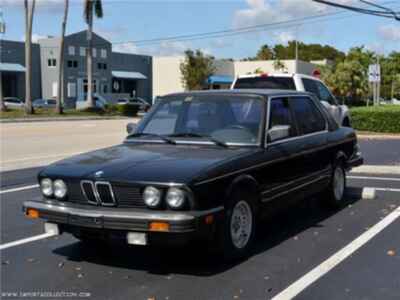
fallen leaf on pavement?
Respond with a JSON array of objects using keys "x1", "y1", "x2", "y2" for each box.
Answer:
[{"x1": 387, "y1": 250, "x2": 396, "y2": 256}]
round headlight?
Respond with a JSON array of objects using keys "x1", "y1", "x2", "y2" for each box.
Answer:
[
  {"x1": 40, "y1": 178, "x2": 53, "y2": 197},
  {"x1": 53, "y1": 179, "x2": 67, "y2": 199},
  {"x1": 143, "y1": 186, "x2": 162, "y2": 208},
  {"x1": 166, "y1": 187, "x2": 185, "y2": 209}
]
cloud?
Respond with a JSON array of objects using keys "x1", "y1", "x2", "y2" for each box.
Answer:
[
  {"x1": 275, "y1": 31, "x2": 295, "y2": 44},
  {"x1": 378, "y1": 25, "x2": 400, "y2": 42},
  {"x1": 233, "y1": 0, "x2": 361, "y2": 29},
  {"x1": 21, "y1": 33, "x2": 50, "y2": 42},
  {"x1": 113, "y1": 41, "x2": 193, "y2": 56}
]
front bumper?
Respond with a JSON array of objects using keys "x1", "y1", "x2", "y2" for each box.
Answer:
[
  {"x1": 346, "y1": 153, "x2": 364, "y2": 170},
  {"x1": 23, "y1": 200, "x2": 223, "y2": 245}
]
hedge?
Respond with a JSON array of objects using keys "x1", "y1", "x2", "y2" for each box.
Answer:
[{"x1": 350, "y1": 105, "x2": 400, "y2": 133}]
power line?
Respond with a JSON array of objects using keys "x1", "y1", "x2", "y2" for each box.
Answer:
[{"x1": 312, "y1": 0, "x2": 400, "y2": 20}]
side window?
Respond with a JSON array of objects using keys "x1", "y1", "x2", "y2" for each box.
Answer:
[
  {"x1": 302, "y1": 78, "x2": 319, "y2": 97},
  {"x1": 290, "y1": 96, "x2": 326, "y2": 135},
  {"x1": 269, "y1": 98, "x2": 297, "y2": 138},
  {"x1": 315, "y1": 81, "x2": 336, "y2": 105}
]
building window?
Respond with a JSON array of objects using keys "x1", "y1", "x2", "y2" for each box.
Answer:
[
  {"x1": 97, "y1": 63, "x2": 108, "y2": 70},
  {"x1": 48, "y1": 59, "x2": 57, "y2": 67},
  {"x1": 80, "y1": 47, "x2": 86, "y2": 57},
  {"x1": 68, "y1": 60, "x2": 79, "y2": 68},
  {"x1": 102, "y1": 84, "x2": 108, "y2": 94},
  {"x1": 68, "y1": 46, "x2": 75, "y2": 56},
  {"x1": 101, "y1": 49, "x2": 107, "y2": 58},
  {"x1": 93, "y1": 48, "x2": 97, "y2": 57}
]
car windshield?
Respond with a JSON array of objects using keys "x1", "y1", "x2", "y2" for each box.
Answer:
[
  {"x1": 234, "y1": 76, "x2": 296, "y2": 90},
  {"x1": 134, "y1": 94, "x2": 264, "y2": 145}
]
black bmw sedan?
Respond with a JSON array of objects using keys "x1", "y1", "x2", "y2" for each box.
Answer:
[{"x1": 23, "y1": 90, "x2": 363, "y2": 259}]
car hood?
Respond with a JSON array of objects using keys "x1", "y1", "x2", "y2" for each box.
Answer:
[{"x1": 41, "y1": 142, "x2": 255, "y2": 184}]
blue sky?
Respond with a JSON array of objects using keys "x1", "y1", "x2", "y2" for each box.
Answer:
[{"x1": 2, "y1": 0, "x2": 399, "y2": 59}]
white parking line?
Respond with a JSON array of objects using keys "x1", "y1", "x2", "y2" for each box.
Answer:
[
  {"x1": 351, "y1": 165, "x2": 400, "y2": 175},
  {"x1": 0, "y1": 184, "x2": 39, "y2": 195},
  {"x1": 0, "y1": 232, "x2": 57, "y2": 251},
  {"x1": 374, "y1": 187, "x2": 400, "y2": 193},
  {"x1": 348, "y1": 176, "x2": 400, "y2": 182},
  {"x1": 272, "y1": 206, "x2": 400, "y2": 300}
]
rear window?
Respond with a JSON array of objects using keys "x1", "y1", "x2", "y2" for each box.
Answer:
[{"x1": 234, "y1": 76, "x2": 296, "y2": 90}]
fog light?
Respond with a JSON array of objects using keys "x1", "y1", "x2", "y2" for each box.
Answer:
[
  {"x1": 44, "y1": 222, "x2": 59, "y2": 235},
  {"x1": 127, "y1": 232, "x2": 147, "y2": 245},
  {"x1": 149, "y1": 222, "x2": 170, "y2": 232},
  {"x1": 26, "y1": 208, "x2": 39, "y2": 219}
]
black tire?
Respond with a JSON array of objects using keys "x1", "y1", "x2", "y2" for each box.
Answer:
[
  {"x1": 325, "y1": 160, "x2": 347, "y2": 208},
  {"x1": 215, "y1": 190, "x2": 257, "y2": 261}
]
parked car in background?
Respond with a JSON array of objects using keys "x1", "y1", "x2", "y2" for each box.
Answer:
[
  {"x1": 76, "y1": 94, "x2": 109, "y2": 110},
  {"x1": 391, "y1": 98, "x2": 400, "y2": 105},
  {"x1": 33, "y1": 98, "x2": 57, "y2": 109},
  {"x1": 232, "y1": 73, "x2": 352, "y2": 127},
  {"x1": 117, "y1": 97, "x2": 151, "y2": 113},
  {"x1": 23, "y1": 90, "x2": 363, "y2": 260},
  {"x1": 4, "y1": 97, "x2": 24, "y2": 109}
]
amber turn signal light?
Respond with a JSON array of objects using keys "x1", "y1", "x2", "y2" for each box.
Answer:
[
  {"x1": 149, "y1": 222, "x2": 170, "y2": 232},
  {"x1": 205, "y1": 215, "x2": 214, "y2": 225},
  {"x1": 26, "y1": 208, "x2": 39, "y2": 219}
]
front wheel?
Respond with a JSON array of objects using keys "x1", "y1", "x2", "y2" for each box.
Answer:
[
  {"x1": 325, "y1": 162, "x2": 346, "y2": 208},
  {"x1": 216, "y1": 192, "x2": 257, "y2": 260}
]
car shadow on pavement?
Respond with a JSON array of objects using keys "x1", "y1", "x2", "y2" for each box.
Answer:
[{"x1": 53, "y1": 189, "x2": 362, "y2": 277}]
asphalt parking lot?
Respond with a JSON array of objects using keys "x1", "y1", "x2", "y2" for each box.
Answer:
[{"x1": 1, "y1": 138, "x2": 400, "y2": 300}]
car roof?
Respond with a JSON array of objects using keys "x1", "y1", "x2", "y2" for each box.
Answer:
[
  {"x1": 164, "y1": 89, "x2": 311, "y2": 99},
  {"x1": 235, "y1": 72, "x2": 324, "y2": 83}
]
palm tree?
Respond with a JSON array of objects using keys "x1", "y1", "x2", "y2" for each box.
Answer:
[
  {"x1": 24, "y1": 0, "x2": 36, "y2": 114},
  {"x1": 56, "y1": 0, "x2": 69, "y2": 114},
  {"x1": 83, "y1": 0, "x2": 103, "y2": 108}
]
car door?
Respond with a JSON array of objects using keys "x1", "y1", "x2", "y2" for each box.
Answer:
[
  {"x1": 259, "y1": 96, "x2": 307, "y2": 206},
  {"x1": 289, "y1": 95, "x2": 330, "y2": 187}
]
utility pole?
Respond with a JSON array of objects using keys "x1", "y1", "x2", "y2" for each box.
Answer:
[{"x1": 0, "y1": 9, "x2": 6, "y2": 112}]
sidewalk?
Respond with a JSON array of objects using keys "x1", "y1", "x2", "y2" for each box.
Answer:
[{"x1": 0, "y1": 115, "x2": 135, "y2": 123}]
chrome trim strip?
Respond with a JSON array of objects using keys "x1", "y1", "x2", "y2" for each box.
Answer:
[
  {"x1": 80, "y1": 180, "x2": 99, "y2": 205},
  {"x1": 261, "y1": 167, "x2": 331, "y2": 195},
  {"x1": 124, "y1": 139, "x2": 258, "y2": 147},
  {"x1": 23, "y1": 201, "x2": 224, "y2": 222},
  {"x1": 95, "y1": 181, "x2": 116, "y2": 207},
  {"x1": 195, "y1": 137, "x2": 353, "y2": 186},
  {"x1": 261, "y1": 175, "x2": 329, "y2": 203},
  {"x1": 268, "y1": 130, "x2": 328, "y2": 146}
]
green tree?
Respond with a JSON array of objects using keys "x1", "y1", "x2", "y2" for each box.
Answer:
[
  {"x1": 256, "y1": 44, "x2": 274, "y2": 60},
  {"x1": 83, "y1": 0, "x2": 103, "y2": 108},
  {"x1": 273, "y1": 59, "x2": 287, "y2": 72},
  {"x1": 180, "y1": 49, "x2": 215, "y2": 90},
  {"x1": 328, "y1": 60, "x2": 369, "y2": 102}
]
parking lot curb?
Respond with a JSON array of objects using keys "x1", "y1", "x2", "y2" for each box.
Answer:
[
  {"x1": 357, "y1": 134, "x2": 400, "y2": 140},
  {"x1": 345, "y1": 187, "x2": 376, "y2": 200}
]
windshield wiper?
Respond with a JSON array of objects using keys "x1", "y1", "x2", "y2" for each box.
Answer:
[
  {"x1": 168, "y1": 132, "x2": 228, "y2": 148},
  {"x1": 126, "y1": 132, "x2": 176, "y2": 145}
]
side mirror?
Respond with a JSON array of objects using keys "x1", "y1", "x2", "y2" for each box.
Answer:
[
  {"x1": 268, "y1": 125, "x2": 290, "y2": 143},
  {"x1": 126, "y1": 123, "x2": 137, "y2": 135}
]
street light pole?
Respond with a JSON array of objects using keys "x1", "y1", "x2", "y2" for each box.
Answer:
[{"x1": 0, "y1": 9, "x2": 6, "y2": 111}]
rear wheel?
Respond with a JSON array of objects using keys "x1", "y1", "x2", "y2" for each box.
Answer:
[{"x1": 325, "y1": 161, "x2": 346, "y2": 207}]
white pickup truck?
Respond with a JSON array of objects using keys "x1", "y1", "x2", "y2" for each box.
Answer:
[{"x1": 232, "y1": 73, "x2": 351, "y2": 127}]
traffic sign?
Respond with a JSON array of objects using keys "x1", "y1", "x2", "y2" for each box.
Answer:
[{"x1": 369, "y1": 64, "x2": 381, "y2": 83}]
